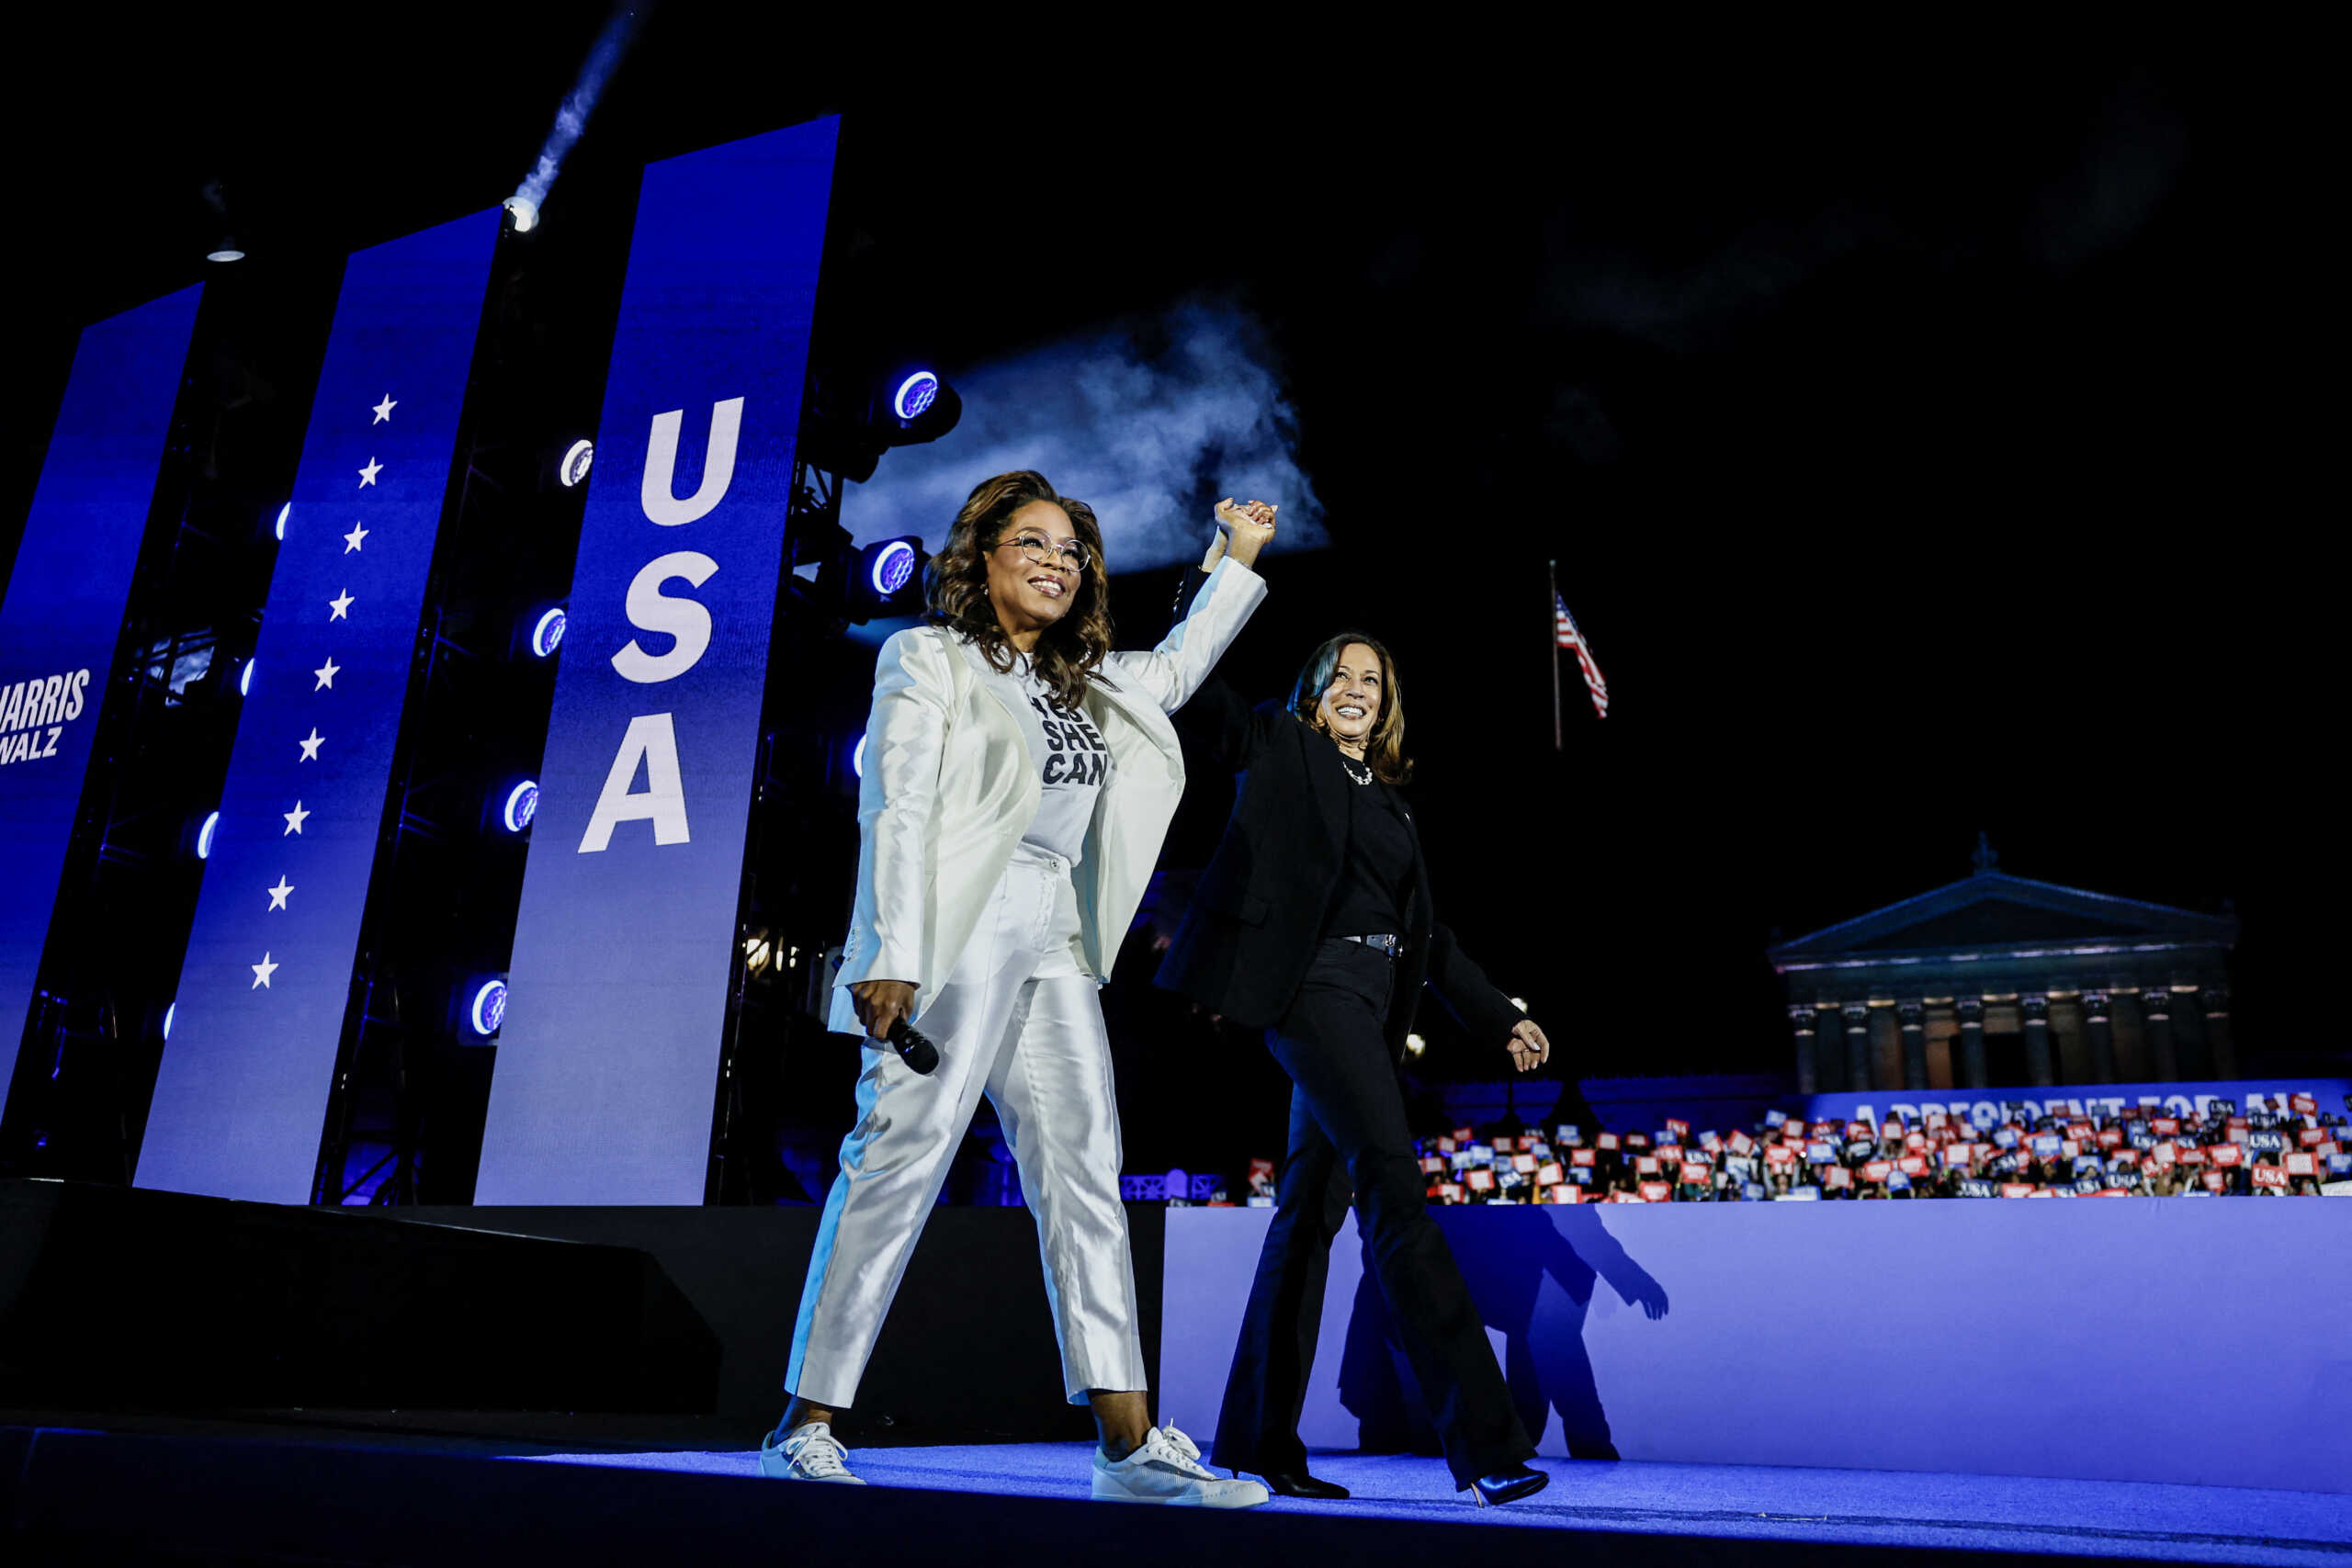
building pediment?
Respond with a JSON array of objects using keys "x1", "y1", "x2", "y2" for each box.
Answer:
[{"x1": 1770, "y1": 871, "x2": 2236, "y2": 971}]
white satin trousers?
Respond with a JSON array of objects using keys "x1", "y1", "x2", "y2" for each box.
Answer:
[{"x1": 786, "y1": 842, "x2": 1148, "y2": 1408}]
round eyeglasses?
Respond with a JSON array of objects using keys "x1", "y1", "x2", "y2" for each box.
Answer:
[{"x1": 995, "y1": 531, "x2": 1091, "y2": 573}]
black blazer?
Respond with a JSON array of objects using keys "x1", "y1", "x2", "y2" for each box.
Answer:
[{"x1": 1153, "y1": 676, "x2": 1523, "y2": 1060}]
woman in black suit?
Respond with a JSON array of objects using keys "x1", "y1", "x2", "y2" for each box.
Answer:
[{"x1": 1156, "y1": 631, "x2": 1554, "y2": 1506}]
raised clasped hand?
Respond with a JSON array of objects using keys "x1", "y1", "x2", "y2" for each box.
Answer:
[
  {"x1": 1505, "y1": 1018, "x2": 1551, "y2": 1075},
  {"x1": 1210, "y1": 497, "x2": 1278, "y2": 568}
]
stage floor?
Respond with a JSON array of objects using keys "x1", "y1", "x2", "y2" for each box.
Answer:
[{"x1": 520, "y1": 1442, "x2": 2352, "y2": 1565}]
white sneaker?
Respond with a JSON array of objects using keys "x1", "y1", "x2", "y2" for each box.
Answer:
[
  {"x1": 1091, "y1": 1425, "x2": 1269, "y2": 1507},
  {"x1": 758, "y1": 1420, "x2": 866, "y2": 1484}
]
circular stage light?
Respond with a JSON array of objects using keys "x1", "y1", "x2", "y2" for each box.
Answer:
[
  {"x1": 852, "y1": 733, "x2": 867, "y2": 780},
  {"x1": 502, "y1": 780, "x2": 540, "y2": 834},
  {"x1": 207, "y1": 247, "x2": 246, "y2": 264},
  {"x1": 196, "y1": 811, "x2": 220, "y2": 860},
  {"x1": 559, "y1": 438, "x2": 594, "y2": 487},
  {"x1": 530, "y1": 606, "x2": 568, "y2": 659},
  {"x1": 275, "y1": 503, "x2": 289, "y2": 540},
  {"x1": 240, "y1": 660, "x2": 254, "y2": 697},
  {"x1": 892, "y1": 371, "x2": 941, "y2": 422},
  {"x1": 163, "y1": 1003, "x2": 175, "y2": 1041},
  {"x1": 503, "y1": 196, "x2": 539, "y2": 233},
  {"x1": 469, "y1": 979, "x2": 509, "y2": 1036},
  {"x1": 869, "y1": 539, "x2": 918, "y2": 597}
]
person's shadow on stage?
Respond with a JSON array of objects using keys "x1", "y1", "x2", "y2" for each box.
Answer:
[{"x1": 1337, "y1": 1207, "x2": 1668, "y2": 1461}]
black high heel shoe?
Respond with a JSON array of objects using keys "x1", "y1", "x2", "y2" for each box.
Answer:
[
  {"x1": 1253, "y1": 1470, "x2": 1351, "y2": 1500},
  {"x1": 1465, "y1": 1463, "x2": 1548, "y2": 1507}
]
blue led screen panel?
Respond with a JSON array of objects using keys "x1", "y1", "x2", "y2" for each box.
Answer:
[
  {"x1": 474, "y1": 118, "x2": 838, "y2": 1203},
  {"x1": 137, "y1": 213, "x2": 499, "y2": 1201},
  {"x1": 0, "y1": 285, "x2": 202, "y2": 1106}
]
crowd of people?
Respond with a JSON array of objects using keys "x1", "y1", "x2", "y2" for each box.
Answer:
[{"x1": 1219, "y1": 1090, "x2": 2351, "y2": 1203}]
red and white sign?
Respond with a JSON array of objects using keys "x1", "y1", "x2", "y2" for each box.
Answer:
[
  {"x1": 1680, "y1": 1161, "x2": 1711, "y2": 1185},
  {"x1": 1862, "y1": 1160, "x2": 1893, "y2": 1183},
  {"x1": 2285, "y1": 1152, "x2": 2317, "y2": 1178},
  {"x1": 2251, "y1": 1164, "x2": 2289, "y2": 1190},
  {"x1": 1665, "y1": 1118, "x2": 1690, "y2": 1140},
  {"x1": 2152, "y1": 1117, "x2": 2178, "y2": 1134},
  {"x1": 1571, "y1": 1148, "x2": 1596, "y2": 1168},
  {"x1": 1452, "y1": 1126, "x2": 1476, "y2": 1144},
  {"x1": 1898, "y1": 1156, "x2": 1928, "y2": 1177},
  {"x1": 2210, "y1": 1144, "x2": 2244, "y2": 1168},
  {"x1": 2000, "y1": 1182, "x2": 2037, "y2": 1198},
  {"x1": 1544, "y1": 1183, "x2": 1582, "y2": 1204},
  {"x1": 1536, "y1": 1161, "x2": 1564, "y2": 1186},
  {"x1": 1638, "y1": 1181, "x2": 1672, "y2": 1202},
  {"x1": 2201, "y1": 1171, "x2": 2228, "y2": 1192},
  {"x1": 2290, "y1": 1092, "x2": 2318, "y2": 1114},
  {"x1": 1634, "y1": 1156, "x2": 1659, "y2": 1175},
  {"x1": 2175, "y1": 1145, "x2": 2207, "y2": 1166},
  {"x1": 1728, "y1": 1130, "x2": 1754, "y2": 1155},
  {"x1": 2298, "y1": 1126, "x2": 2327, "y2": 1147},
  {"x1": 1765, "y1": 1145, "x2": 1797, "y2": 1166},
  {"x1": 1511, "y1": 1153, "x2": 1538, "y2": 1174},
  {"x1": 1436, "y1": 1136, "x2": 1458, "y2": 1153},
  {"x1": 1825, "y1": 1166, "x2": 1853, "y2": 1190},
  {"x1": 1438, "y1": 1182, "x2": 1464, "y2": 1203},
  {"x1": 1598, "y1": 1133, "x2": 1621, "y2": 1151},
  {"x1": 1466, "y1": 1168, "x2": 1495, "y2": 1191},
  {"x1": 1419, "y1": 1156, "x2": 1445, "y2": 1175}
]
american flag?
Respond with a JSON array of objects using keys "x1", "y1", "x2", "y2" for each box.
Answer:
[{"x1": 1554, "y1": 592, "x2": 1609, "y2": 718}]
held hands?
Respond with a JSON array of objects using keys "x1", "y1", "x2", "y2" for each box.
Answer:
[
  {"x1": 851, "y1": 978, "x2": 918, "y2": 1043},
  {"x1": 1505, "y1": 1018, "x2": 1552, "y2": 1075},
  {"x1": 1204, "y1": 498, "x2": 1278, "y2": 570}
]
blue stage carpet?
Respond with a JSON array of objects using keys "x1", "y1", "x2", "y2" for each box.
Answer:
[{"x1": 518, "y1": 1443, "x2": 2352, "y2": 1565}]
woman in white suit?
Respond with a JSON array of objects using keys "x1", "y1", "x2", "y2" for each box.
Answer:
[{"x1": 763, "y1": 469, "x2": 1276, "y2": 1506}]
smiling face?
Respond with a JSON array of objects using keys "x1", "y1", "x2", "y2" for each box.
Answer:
[
  {"x1": 1316, "y1": 640, "x2": 1384, "y2": 752},
  {"x1": 983, "y1": 499, "x2": 1084, "y2": 637}
]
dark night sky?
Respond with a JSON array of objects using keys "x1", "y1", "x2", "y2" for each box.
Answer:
[{"x1": 3, "y1": 16, "x2": 2321, "y2": 1085}]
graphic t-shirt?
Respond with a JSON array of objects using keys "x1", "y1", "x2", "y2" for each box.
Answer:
[{"x1": 1006, "y1": 655, "x2": 1111, "y2": 866}]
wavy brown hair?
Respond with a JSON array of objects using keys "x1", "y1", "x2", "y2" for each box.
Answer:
[
  {"x1": 925, "y1": 470, "x2": 1114, "y2": 711},
  {"x1": 1289, "y1": 630, "x2": 1413, "y2": 785}
]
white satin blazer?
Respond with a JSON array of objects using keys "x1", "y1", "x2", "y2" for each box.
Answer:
[{"x1": 830, "y1": 558, "x2": 1267, "y2": 1033}]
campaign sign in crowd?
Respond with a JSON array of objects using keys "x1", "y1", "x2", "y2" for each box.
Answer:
[{"x1": 1230, "y1": 1090, "x2": 2352, "y2": 1205}]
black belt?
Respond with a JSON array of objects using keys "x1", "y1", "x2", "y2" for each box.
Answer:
[{"x1": 1338, "y1": 932, "x2": 1403, "y2": 958}]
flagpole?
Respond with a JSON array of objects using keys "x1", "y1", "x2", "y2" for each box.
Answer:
[{"x1": 1547, "y1": 558, "x2": 1564, "y2": 751}]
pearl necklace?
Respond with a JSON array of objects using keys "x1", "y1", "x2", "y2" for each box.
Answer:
[{"x1": 1340, "y1": 753, "x2": 1374, "y2": 785}]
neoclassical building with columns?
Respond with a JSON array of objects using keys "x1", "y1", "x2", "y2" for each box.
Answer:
[{"x1": 1769, "y1": 840, "x2": 2239, "y2": 1093}]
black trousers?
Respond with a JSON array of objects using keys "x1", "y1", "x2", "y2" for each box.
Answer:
[{"x1": 1211, "y1": 940, "x2": 1532, "y2": 1487}]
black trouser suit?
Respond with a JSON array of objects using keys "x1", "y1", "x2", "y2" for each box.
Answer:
[{"x1": 1212, "y1": 939, "x2": 1532, "y2": 1486}]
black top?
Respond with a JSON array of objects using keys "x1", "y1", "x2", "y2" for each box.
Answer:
[
  {"x1": 1154, "y1": 674, "x2": 1524, "y2": 1059},
  {"x1": 1321, "y1": 778, "x2": 1414, "y2": 938}
]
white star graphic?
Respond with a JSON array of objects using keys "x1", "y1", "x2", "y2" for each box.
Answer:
[
  {"x1": 283, "y1": 800, "x2": 310, "y2": 835},
  {"x1": 343, "y1": 522, "x2": 368, "y2": 553},
  {"x1": 266, "y1": 876, "x2": 293, "y2": 910},
  {"x1": 328, "y1": 590, "x2": 354, "y2": 620},
  {"x1": 252, "y1": 953, "x2": 279, "y2": 989},
  {"x1": 298, "y1": 728, "x2": 324, "y2": 762},
  {"x1": 358, "y1": 457, "x2": 382, "y2": 487},
  {"x1": 371, "y1": 394, "x2": 397, "y2": 423},
  {"x1": 313, "y1": 656, "x2": 340, "y2": 690}
]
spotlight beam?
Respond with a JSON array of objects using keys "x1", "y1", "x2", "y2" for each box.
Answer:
[{"x1": 507, "y1": 3, "x2": 647, "y2": 227}]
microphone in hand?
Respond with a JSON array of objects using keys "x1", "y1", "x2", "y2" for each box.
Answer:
[{"x1": 886, "y1": 1016, "x2": 940, "y2": 1076}]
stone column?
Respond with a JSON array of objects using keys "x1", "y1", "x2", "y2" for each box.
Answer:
[
  {"x1": 2083, "y1": 991, "x2": 2118, "y2": 1081},
  {"x1": 2109, "y1": 990, "x2": 2151, "y2": 1079},
  {"x1": 2049, "y1": 995, "x2": 2090, "y2": 1083},
  {"x1": 1815, "y1": 1004, "x2": 1845, "y2": 1091},
  {"x1": 2141, "y1": 987, "x2": 2180, "y2": 1080},
  {"x1": 2200, "y1": 986, "x2": 2237, "y2": 1078},
  {"x1": 1956, "y1": 997, "x2": 1988, "y2": 1089},
  {"x1": 1843, "y1": 1003, "x2": 1872, "y2": 1092},
  {"x1": 1897, "y1": 1000, "x2": 1928, "y2": 1090},
  {"x1": 2174, "y1": 988, "x2": 2214, "y2": 1079},
  {"x1": 1790, "y1": 1005, "x2": 1819, "y2": 1095},
  {"x1": 2021, "y1": 995, "x2": 2055, "y2": 1086}
]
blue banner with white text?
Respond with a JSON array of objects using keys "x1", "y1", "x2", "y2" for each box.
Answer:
[
  {"x1": 474, "y1": 118, "x2": 837, "y2": 1203},
  {"x1": 1802, "y1": 1078, "x2": 2352, "y2": 1131},
  {"x1": 0, "y1": 285, "x2": 201, "y2": 1108},
  {"x1": 136, "y1": 213, "x2": 498, "y2": 1201}
]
